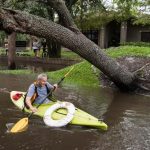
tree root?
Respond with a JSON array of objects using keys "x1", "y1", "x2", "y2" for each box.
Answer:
[
  {"x1": 134, "y1": 63, "x2": 150, "y2": 76},
  {"x1": 138, "y1": 77, "x2": 150, "y2": 83},
  {"x1": 0, "y1": 88, "x2": 10, "y2": 93},
  {"x1": 136, "y1": 83, "x2": 150, "y2": 91},
  {"x1": 133, "y1": 63, "x2": 150, "y2": 92}
]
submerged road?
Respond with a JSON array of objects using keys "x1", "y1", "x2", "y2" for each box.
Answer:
[{"x1": 0, "y1": 74, "x2": 150, "y2": 150}]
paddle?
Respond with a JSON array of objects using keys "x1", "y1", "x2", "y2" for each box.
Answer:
[{"x1": 10, "y1": 66, "x2": 74, "y2": 133}]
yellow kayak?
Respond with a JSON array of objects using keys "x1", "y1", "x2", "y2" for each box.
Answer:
[{"x1": 10, "y1": 91, "x2": 108, "y2": 130}]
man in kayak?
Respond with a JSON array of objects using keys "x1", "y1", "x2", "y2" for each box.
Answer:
[{"x1": 25, "y1": 73, "x2": 58, "y2": 113}]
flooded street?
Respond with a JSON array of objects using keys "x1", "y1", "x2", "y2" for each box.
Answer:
[{"x1": 0, "y1": 74, "x2": 150, "y2": 150}]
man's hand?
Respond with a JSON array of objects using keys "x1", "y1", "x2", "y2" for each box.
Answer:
[
  {"x1": 53, "y1": 84, "x2": 58, "y2": 91},
  {"x1": 30, "y1": 106, "x2": 38, "y2": 113}
]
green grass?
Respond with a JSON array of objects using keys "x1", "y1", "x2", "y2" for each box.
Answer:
[
  {"x1": 107, "y1": 46, "x2": 150, "y2": 58},
  {"x1": 46, "y1": 45, "x2": 150, "y2": 87},
  {"x1": 0, "y1": 45, "x2": 150, "y2": 87},
  {"x1": 0, "y1": 48, "x2": 82, "y2": 59},
  {"x1": 121, "y1": 42, "x2": 150, "y2": 47},
  {"x1": 61, "y1": 49, "x2": 82, "y2": 60},
  {"x1": 0, "y1": 69, "x2": 32, "y2": 74},
  {"x1": 0, "y1": 48, "x2": 6, "y2": 55},
  {"x1": 47, "y1": 61, "x2": 99, "y2": 87},
  {"x1": 0, "y1": 48, "x2": 34, "y2": 56},
  {"x1": 16, "y1": 50, "x2": 34, "y2": 57}
]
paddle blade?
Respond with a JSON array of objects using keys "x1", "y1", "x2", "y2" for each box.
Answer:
[{"x1": 10, "y1": 118, "x2": 29, "y2": 133}]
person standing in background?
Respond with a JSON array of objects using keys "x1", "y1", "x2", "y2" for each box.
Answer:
[{"x1": 32, "y1": 38, "x2": 41, "y2": 57}]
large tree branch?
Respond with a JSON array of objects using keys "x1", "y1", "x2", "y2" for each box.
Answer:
[
  {"x1": 46, "y1": 0, "x2": 80, "y2": 33},
  {"x1": 38, "y1": 0, "x2": 79, "y2": 33},
  {"x1": 0, "y1": 8, "x2": 137, "y2": 90}
]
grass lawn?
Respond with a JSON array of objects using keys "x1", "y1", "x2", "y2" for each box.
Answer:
[
  {"x1": 0, "y1": 45, "x2": 150, "y2": 87},
  {"x1": 107, "y1": 46, "x2": 150, "y2": 58},
  {"x1": 0, "y1": 48, "x2": 82, "y2": 60},
  {"x1": 46, "y1": 61, "x2": 99, "y2": 87},
  {"x1": 47, "y1": 45, "x2": 150, "y2": 87}
]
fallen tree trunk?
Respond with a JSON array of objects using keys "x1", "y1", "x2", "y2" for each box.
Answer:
[{"x1": 0, "y1": 8, "x2": 148, "y2": 91}]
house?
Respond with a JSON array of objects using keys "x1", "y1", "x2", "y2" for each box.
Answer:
[{"x1": 82, "y1": 20, "x2": 150, "y2": 49}]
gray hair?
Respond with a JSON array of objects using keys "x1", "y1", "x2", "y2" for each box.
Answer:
[{"x1": 37, "y1": 73, "x2": 47, "y2": 80}]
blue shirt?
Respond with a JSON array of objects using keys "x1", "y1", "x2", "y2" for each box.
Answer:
[{"x1": 26, "y1": 82, "x2": 53, "y2": 104}]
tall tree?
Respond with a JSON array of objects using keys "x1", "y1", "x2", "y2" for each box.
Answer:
[
  {"x1": 73, "y1": 0, "x2": 108, "y2": 29},
  {"x1": 0, "y1": 0, "x2": 27, "y2": 69},
  {"x1": 46, "y1": 0, "x2": 78, "y2": 58},
  {"x1": 8, "y1": 32, "x2": 16, "y2": 69},
  {"x1": 0, "y1": 0, "x2": 149, "y2": 91},
  {"x1": 112, "y1": 0, "x2": 140, "y2": 19},
  {"x1": 28, "y1": 0, "x2": 78, "y2": 58}
]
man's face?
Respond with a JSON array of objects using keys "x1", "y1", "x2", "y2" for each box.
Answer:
[{"x1": 38, "y1": 77, "x2": 47, "y2": 86}]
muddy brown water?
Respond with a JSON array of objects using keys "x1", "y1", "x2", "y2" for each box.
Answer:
[
  {"x1": 0, "y1": 74, "x2": 150, "y2": 150},
  {"x1": 0, "y1": 60, "x2": 60, "y2": 72},
  {"x1": 0, "y1": 56, "x2": 79, "y2": 72}
]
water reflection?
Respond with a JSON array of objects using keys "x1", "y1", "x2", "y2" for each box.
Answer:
[
  {"x1": 100, "y1": 92, "x2": 150, "y2": 150},
  {"x1": 0, "y1": 57, "x2": 73, "y2": 72},
  {"x1": 0, "y1": 63, "x2": 56, "y2": 72}
]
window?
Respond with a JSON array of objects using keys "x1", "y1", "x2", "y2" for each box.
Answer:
[
  {"x1": 82, "y1": 30, "x2": 98, "y2": 44},
  {"x1": 141, "y1": 32, "x2": 150, "y2": 42}
]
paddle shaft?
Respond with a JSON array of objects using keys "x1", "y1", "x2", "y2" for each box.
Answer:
[{"x1": 57, "y1": 77, "x2": 65, "y2": 85}]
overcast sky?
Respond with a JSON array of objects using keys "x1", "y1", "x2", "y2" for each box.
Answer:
[{"x1": 103, "y1": 0, "x2": 150, "y2": 14}]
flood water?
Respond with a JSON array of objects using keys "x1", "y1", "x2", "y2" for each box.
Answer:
[
  {"x1": 0, "y1": 60, "x2": 60, "y2": 72},
  {"x1": 0, "y1": 74, "x2": 150, "y2": 150}
]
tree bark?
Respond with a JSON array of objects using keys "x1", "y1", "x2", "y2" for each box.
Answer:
[
  {"x1": 0, "y1": 8, "x2": 139, "y2": 90},
  {"x1": 47, "y1": 39, "x2": 61, "y2": 58},
  {"x1": 7, "y1": 32, "x2": 16, "y2": 69},
  {"x1": 47, "y1": 0, "x2": 79, "y2": 32},
  {"x1": 46, "y1": 6, "x2": 61, "y2": 58}
]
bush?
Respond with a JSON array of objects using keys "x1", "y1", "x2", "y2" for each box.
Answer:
[{"x1": 120, "y1": 42, "x2": 150, "y2": 47}]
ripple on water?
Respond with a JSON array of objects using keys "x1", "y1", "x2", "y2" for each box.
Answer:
[{"x1": 0, "y1": 74, "x2": 150, "y2": 150}]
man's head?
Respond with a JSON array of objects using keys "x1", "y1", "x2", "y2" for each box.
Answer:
[{"x1": 37, "y1": 73, "x2": 48, "y2": 86}]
